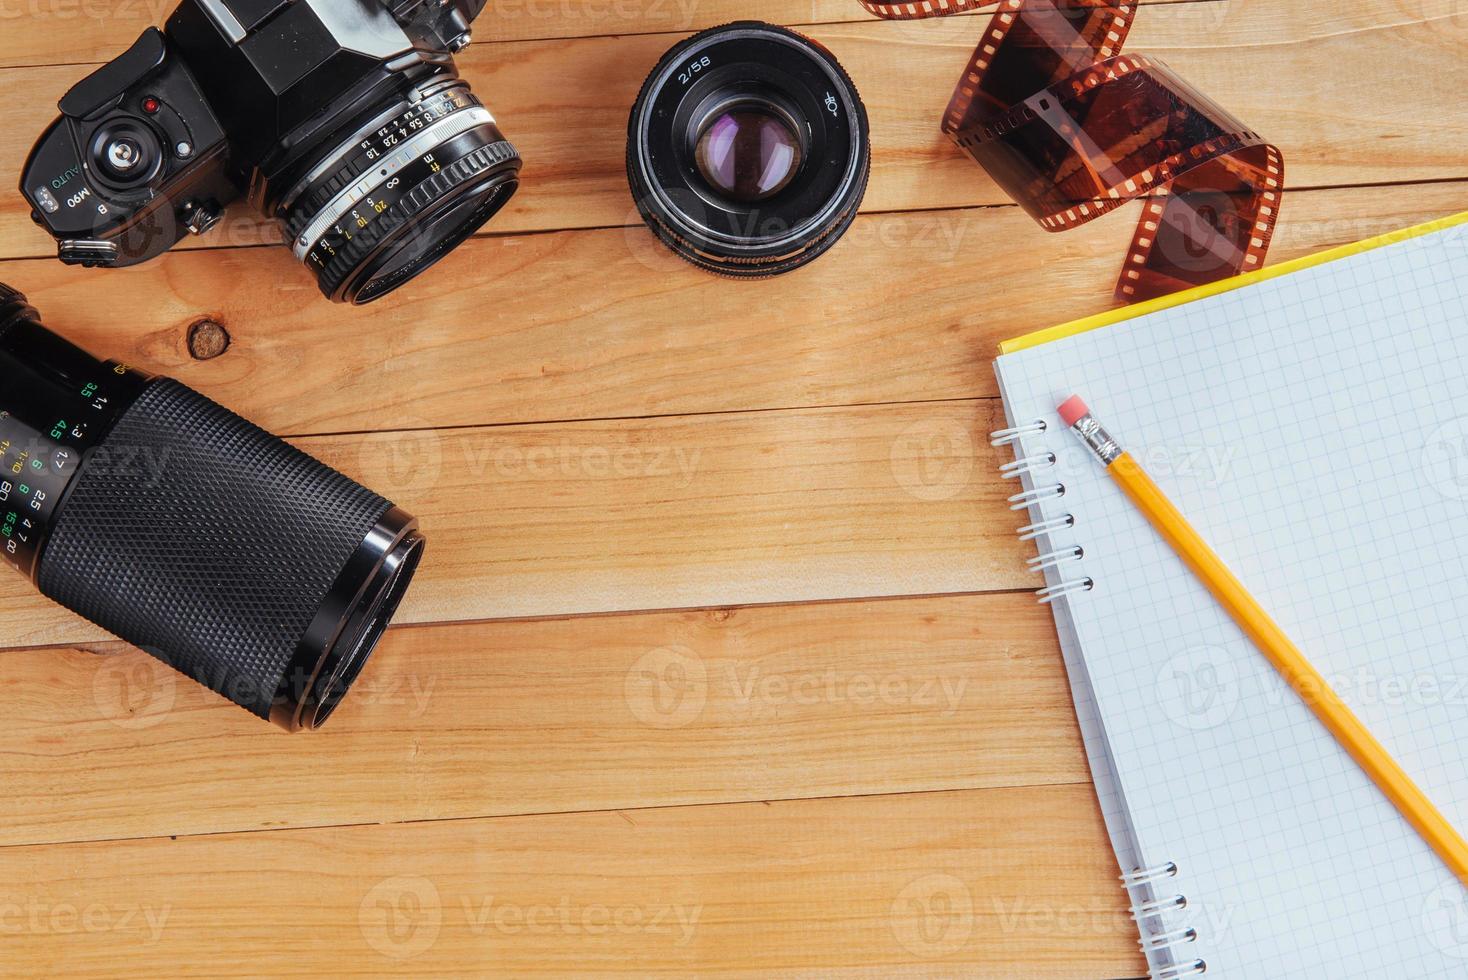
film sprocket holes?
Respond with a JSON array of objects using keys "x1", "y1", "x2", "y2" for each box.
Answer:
[
  {"x1": 627, "y1": 22, "x2": 872, "y2": 277},
  {"x1": 22, "y1": 0, "x2": 521, "y2": 305},
  {"x1": 859, "y1": 0, "x2": 1283, "y2": 302},
  {"x1": 0, "y1": 285, "x2": 424, "y2": 730}
]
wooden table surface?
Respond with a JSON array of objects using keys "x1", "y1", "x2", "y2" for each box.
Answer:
[{"x1": 3, "y1": 1, "x2": 1466, "y2": 976}]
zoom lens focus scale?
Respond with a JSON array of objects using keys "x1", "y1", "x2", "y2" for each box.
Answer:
[{"x1": 0, "y1": 286, "x2": 423, "y2": 729}]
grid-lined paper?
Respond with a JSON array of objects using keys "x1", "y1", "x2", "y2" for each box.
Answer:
[{"x1": 996, "y1": 220, "x2": 1468, "y2": 978}]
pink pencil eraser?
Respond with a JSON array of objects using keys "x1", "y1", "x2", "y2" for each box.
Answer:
[{"x1": 1057, "y1": 395, "x2": 1089, "y2": 427}]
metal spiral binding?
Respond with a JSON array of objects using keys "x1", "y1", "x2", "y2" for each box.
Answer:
[
  {"x1": 1000, "y1": 452, "x2": 1056, "y2": 479},
  {"x1": 991, "y1": 418, "x2": 1089, "y2": 603},
  {"x1": 999, "y1": 416, "x2": 1205, "y2": 979},
  {"x1": 1120, "y1": 862, "x2": 1206, "y2": 979},
  {"x1": 1017, "y1": 515, "x2": 1073, "y2": 542},
  {"x1": 990, "y1": 420, "x2": 1046, "y2": 446}
]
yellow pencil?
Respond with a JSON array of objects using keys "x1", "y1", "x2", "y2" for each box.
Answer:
[{"x1": 1058, "y1": 395, "x2": 1468, "y2": 887}]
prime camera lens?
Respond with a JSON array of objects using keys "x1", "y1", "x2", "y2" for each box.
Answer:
[
  {"x1": 627, "y1": 22, "x2": 871, "y2": 277},
  {"x1": 276, "y1": 81, "x2": 522, "y2": 305},
  {"x1": 0, "y1": 285, "x2": 425, "y2": 730}
]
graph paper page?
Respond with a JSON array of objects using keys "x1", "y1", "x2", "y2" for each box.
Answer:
[{"x1": 995, "y1": 221, "x2": 1468, "y2": 977}]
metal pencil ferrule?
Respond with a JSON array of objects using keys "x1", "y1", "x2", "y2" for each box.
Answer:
[{"x1": 1072, "y1": 414, "x2": 1122, "y2": 466}]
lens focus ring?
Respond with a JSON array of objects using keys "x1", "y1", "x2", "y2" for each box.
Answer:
[
  {"x1": 280, "y1": 83, "x2": 522, "y2": 304},
  {"x1": 35, "y1": 378, "x2": 400, "y2": 725},
  {"x1": 305, "y1": 136, "x2": 520, "y2": 303},
  {"x1": 282, "y1": 87, "x2": 481, "y2": 243}
]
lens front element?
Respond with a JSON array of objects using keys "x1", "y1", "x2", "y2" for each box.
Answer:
[{"x1": 695, "y1": 106, "x2": 804, "y2": 203}]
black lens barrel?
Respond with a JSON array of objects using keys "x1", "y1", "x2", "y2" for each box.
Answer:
[
  {"x1": 0, "y1": 288, "x2": 423, "y2": 730},
  {"x1": 627, "y1": 22, "x2": 871, "y2": 277}
]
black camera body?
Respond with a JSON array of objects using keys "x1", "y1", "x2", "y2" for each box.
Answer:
[{"x1": 24, "y1": 0, "x2": 520, "y2": 304}]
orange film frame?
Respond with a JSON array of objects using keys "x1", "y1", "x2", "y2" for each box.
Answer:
[{"x1": 860, "y1": 0, "x2": 1283, "y2": 302}]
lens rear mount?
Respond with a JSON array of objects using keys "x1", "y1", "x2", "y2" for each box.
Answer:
[{"x1": 627, "y1": 22, "x2": 871, "y2": 277}]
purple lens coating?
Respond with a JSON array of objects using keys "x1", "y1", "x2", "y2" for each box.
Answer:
[{"x1": 694, "y1": 109, "x2": 802, "y2": 203}]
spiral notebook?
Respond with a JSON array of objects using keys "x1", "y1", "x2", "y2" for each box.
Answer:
[{"x1": 993, "y1": 212, "x2": 1468, "y2": 978}]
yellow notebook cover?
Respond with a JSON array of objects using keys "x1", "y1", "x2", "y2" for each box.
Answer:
[{"x1": 1000, "y1": 210, "x2": 1468, "y2": 355}]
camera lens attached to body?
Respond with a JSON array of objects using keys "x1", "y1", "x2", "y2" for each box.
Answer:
[
  {"x1": 0, "y1": 286, "x2": 425, "y2": 730},
  {"x1": 21, "y1": 1, "x2": 521, "y2": 305},
  {"x1": 275, "y1": 80, "x2": 520, "y2": 304},
  {"x1": 627, "y1": 22, "x2": 871, "y2": 277}
]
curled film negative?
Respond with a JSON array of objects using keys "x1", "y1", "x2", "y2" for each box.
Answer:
[{"x1": 860, "y1": 0, "x2": 1283, "y2": 302}]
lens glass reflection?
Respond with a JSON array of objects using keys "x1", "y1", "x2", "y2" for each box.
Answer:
[{"x1": 694, "y1": 108, "x2": 802, "y2": 203}]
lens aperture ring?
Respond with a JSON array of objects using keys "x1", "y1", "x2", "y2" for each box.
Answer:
[
  {"x1": 282, "y1": 86, "x2": 483, "y2": 242},
  {"x1": 307, "y1": 137, "x2": 520, "y2": 300},
  {"x1": 294, "y1": 103, "x2": 500, "y2": 262}
]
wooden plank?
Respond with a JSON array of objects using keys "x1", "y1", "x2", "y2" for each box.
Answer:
[
  {"x1": 3, "y1": 1, "x2": 1466, "y2": 259},
  {"x1": 0, "y1": 593, "x2": 1086, "y2": 847},
  {"x1": 2, "y1": 181, "x2": 1461, "y2": 438},
  {"x1": 0, "y1": 0, "x2": 1195, "y2": 68},
  {"x1": 0, "y1": 785, "x2": 1145, "y2": 978},
  {"x1": 0, "y1": 399, "x2": 1030, "y2": 647}
]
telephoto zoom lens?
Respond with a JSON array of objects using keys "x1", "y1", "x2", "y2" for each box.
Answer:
[
  {"x1": 0, "y1": 286, "x2": 424, "y2": 730},
  {"x1": 627, "y1": 22, "x2": 871, "y2": 277}
]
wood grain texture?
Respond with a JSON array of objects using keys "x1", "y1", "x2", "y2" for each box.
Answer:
[
  {"x1": 0, "y1": 785, "x2": 1145, "y2": 978},
  {"x1": 5, "y1": 181, "x2": 1463, "y2": 441},
  {"x1": 0, "y1": 0, "x2": 1193, "y2": 68},
  {"x1": 0, "y1": 3, "x2": 1454, "y2": 977},
  {"x1": 0, "y1": 399, "x2": 1028, "y2": 647},
  {"x1": 1, "y1": 593, "x2": 1085, "y2": 847},
  {"x1": 3, "y1": 1, "x2": 1465, "y2": 260}
]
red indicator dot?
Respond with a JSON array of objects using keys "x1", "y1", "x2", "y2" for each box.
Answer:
[{"x1": 142, "y1": 97, "x2": 161, "y2": 114}]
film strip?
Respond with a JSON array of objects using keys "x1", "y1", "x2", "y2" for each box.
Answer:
[{"x1": 860, "y1": 0, "x2": 1282, "y2": 302}]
